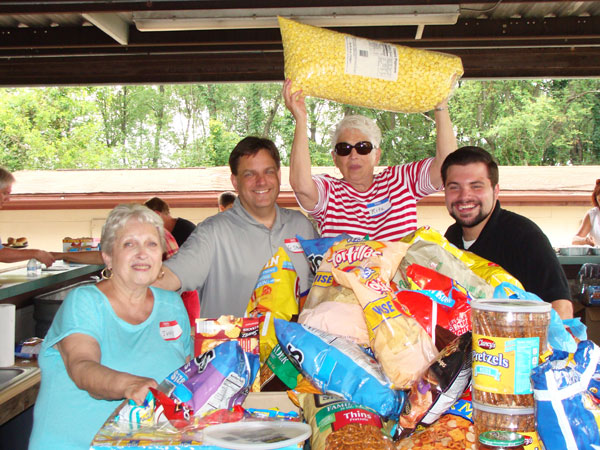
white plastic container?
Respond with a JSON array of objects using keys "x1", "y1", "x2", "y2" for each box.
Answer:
[{"x1": 202, "y1": 420, "x2": 311, "y2": 449}]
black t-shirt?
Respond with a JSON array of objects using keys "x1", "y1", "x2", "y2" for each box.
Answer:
[
  {"x1": 444, "y1": 201, "x2": 571, "y2": 303},
  {"x1": 171, "y1": 217, "x2": 196, "y2": 247}
]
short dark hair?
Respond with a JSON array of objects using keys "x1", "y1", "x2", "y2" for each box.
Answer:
[
  {"x1": 441, "y1": 146, "x2": 499, "y2": 187},
  {"x1": 0, "y1": 167, "x2": 15, "y2": 190},
  {"x1": 228, "y1": 136, "x2": 281, "y2": 175},
  {"x1": 144, "y1": 196, "x2": 170, "y2": 214},
  {"x1": 218, "y1": 191, "x2": 237, "y2": 208},
  {"x1": 593, "y1": 179, "x2": 600, "y2": 208}
]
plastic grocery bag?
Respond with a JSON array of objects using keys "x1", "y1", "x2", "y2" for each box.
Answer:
[{"x1": 532, "y1": 340, "x2": 600, "y2": 450}]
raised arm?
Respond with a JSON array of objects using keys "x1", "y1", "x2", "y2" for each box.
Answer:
[
  {"x1": 428, "y1": 98, "x2": 457, "y2": 189},
  {"x1": 57, "y1": 333, "x2": 157, "y2": 405},
  {"x1": 572, "y1": 212, "x2": 595, "y2": 246},
  {"x1": 282, "y1": 79, "x2": 319, "y2": 211}
]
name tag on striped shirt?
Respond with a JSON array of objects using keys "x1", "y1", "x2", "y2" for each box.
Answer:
[{"x1": 366, "y1": 198, "x2": 391, "y2": 217}]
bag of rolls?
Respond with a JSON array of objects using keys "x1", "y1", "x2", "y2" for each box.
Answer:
[{"x1": 279, "y1": 16, "x2": 463, "y2": 113}]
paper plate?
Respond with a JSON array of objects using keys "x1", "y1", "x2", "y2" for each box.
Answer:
[{"x1": 202, "y1": 420, "x2": 311, "y2": 450}]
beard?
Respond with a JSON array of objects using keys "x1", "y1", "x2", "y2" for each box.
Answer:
[{"x1": 449, "y1": 201, "x2": 492, "y2": 229}]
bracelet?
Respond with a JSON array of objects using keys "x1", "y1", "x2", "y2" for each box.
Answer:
[{"x1": 434, "y1": 106, "x2": 447, "y2": 111}]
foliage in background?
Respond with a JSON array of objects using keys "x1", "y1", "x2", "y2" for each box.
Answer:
[{"x1": 0, "y1": 79, "x2": 599, "y2": 171}]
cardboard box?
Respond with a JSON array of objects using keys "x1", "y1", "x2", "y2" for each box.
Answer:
[
  {"x1": 242, "y1": 391, "x2": 299, "y2": 414},
  {"x1": 62, "y1": 237, "x2": 100, "y2": 252},
  {"x1": 585, "y1": 307, "x2": 600, "y2": 346}
]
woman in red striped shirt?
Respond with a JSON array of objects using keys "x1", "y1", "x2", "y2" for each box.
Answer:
[{"x1": 283, "y1": 79, "x2": 457, "y2": 241}]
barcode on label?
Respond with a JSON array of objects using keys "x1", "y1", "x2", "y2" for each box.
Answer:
[{"x1": 359, "y1": 49, "x2": 369, "y2": 57}]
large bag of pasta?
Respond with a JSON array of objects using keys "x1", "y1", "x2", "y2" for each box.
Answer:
[{"x1": 279, "y1": 16, "x2": 463, "y2": 113}]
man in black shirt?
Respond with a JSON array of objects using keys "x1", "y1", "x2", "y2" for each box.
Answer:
[
  {"x1": 442, "y1": 146, "x2": 573, "y2": 319},
  {"x1": 144, "y1": 197, "x2": 196, "y2": 247}
]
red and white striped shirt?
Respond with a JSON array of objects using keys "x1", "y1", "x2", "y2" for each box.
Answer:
[{"x1": 304, "y1": 158, "x2": 436, "y2": 241}]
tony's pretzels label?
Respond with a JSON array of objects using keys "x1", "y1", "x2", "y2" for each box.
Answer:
[
  {"x1": 471, "y1": 300, "x2": 551, "y2": 408},
  {"x1": 472, "y1": 334, "x2": 540, "y2": 395}
]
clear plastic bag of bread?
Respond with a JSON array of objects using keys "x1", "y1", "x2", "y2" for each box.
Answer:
[{"x1": 279, "y1": 16, "x2": 463, "y2": 113}]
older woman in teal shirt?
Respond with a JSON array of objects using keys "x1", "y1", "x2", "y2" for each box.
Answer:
[{"x1": 29, "y1": 204, "x2": 192, "y2": 450}]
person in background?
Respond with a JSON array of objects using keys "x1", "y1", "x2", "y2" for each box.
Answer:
[
  {"x1": 442, "y1": 146, "x2": 573, "y2": 319},
  {"x1": 50, "y1": 204, "x2": 179, "y2": 264},
  {"x1": 282, "y1": 79, "x2": 457, "y2": 241},
  {"x1": 154, "y1": 136, "x2": 318, "y2": 318},
  {"x1": 0, "y1": 167, "x2": 55, "y2": 267},
  {"x1": 29, "y1": 204, "x2": 192, "y2": 450},
  {"x1": 572, "y1": 179, "x2": 600, "y2": 246},
  {"x1": 144, "y1": 196, "x2": 196, "y2": 247},
  {"x1": 218, "y1": 191, "x2": 237, "y2": 212}
]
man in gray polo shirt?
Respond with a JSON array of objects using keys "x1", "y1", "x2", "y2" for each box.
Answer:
[{"x1": 155, "y1": 136, "x2": 318, "y2": 318}]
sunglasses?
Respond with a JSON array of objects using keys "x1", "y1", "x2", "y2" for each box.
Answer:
[{"x1": 334, "y1": 141, "x2": 374, "y2": 156}]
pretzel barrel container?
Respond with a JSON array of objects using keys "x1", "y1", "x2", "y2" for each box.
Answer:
[
  {"x1": 472, "y1": 401, "x2": 542, "y2": 450},
  {"x1": 471, "y1": 300, "x2": 551, "y2": 408}
]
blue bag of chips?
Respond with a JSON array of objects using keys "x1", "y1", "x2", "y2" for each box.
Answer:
[
  {"x1": 296, "y1": 234, "x2": 351, "y2": 274},
  {"x1": 274, "y1": 319, "x2": 404, "y2": 418}
]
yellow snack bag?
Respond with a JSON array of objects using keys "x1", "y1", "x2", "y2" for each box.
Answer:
[
  {"x1": 246, "y1": 247, "x2": 299, "y2": 363},
  {"x1": 401, "y1": 227, "x2": 523, "y2": 291},
  {"x1": 279, "y1": 16, "x2": 463, "y2": 113}
]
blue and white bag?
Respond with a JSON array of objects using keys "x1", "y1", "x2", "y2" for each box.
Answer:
[{"x1": 532, "y1": 340, "x2": 600, "y2": 450}]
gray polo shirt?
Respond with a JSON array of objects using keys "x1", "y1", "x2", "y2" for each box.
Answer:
[{"x1": 164, "y1": 199, "x2": 318, "y2": 318}]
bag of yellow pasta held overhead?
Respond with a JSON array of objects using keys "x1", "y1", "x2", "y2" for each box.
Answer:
[{"x1": 279, "y1": 16, "x2": 463, "y2": 113}]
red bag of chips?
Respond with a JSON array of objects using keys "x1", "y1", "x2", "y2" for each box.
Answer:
[{"x1": 396, "y1": 264, "x2": 472, "y2": 339}]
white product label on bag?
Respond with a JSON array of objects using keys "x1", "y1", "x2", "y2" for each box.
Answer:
[{"x1": 345, "y1": 36, "x2": 399, "y2": 81}]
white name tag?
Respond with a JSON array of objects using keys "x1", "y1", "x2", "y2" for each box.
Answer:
[
  {"x1": 284, "y1": 238, "x2": 304, "y2": 253},
  {"x1": 366, "y1": 198, "x2": 392, "y2": 217},
  {"x1": 159, "y1": 320, "x2": 182, "y2": 341}
]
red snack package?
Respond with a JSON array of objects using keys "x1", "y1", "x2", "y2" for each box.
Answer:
[
  {"x1": 195, "y1": 315, "x2": 260, "y2": 358},
  {"x1": 150, "y1": 387, "x2": 193, "y2": 429},
  {"x1": 397, "y1": 264, "x2": 472, "y2": 338}
]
